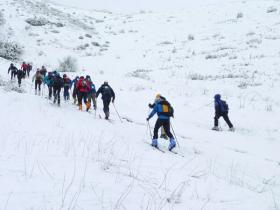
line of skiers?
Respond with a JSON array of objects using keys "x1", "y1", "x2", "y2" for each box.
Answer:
[
  {"x1": 147, "y1": 93, "x2": 234, "y2": 151},
  {"x1": 42, "y1": 71, "x2": 115, "y2": 119},
  {"x1": 8, "y1": 63, "x2": 234, "y2": 152},
  {"x1": 8, "y1": 63, "x2": 116, "y2": 120},
  {"x1": 8, "y1": 62, "x2": 46, "y2": 87}
]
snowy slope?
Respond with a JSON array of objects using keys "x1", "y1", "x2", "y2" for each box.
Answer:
[{"x1": 0, "y1": 0, "x2": 280, "y2": 209}]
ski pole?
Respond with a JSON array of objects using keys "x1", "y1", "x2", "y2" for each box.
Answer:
[
  {"x1": 170, "y1": 121, "x2": 180, "y2": 148},
  {"x1": 113, "y1": 103, "x2": 123, "y2": 123},
  {"x1": 147, "y1": 121, "x2": 153, "y2": 140}
]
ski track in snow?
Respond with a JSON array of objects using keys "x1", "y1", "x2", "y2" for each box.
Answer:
[{"x1": 0, "y1": 0, "x2": 280, "y2": 209}]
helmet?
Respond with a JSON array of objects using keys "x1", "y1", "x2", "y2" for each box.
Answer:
[
  {"x1": 86, "y1": 75, "x2": 91, "y2": 79},
  {"x1": 10, "y1": 63, "x2": 14, "y2": 66},
  {"x1": 63, "y1": 74, "x2": 67, "y2": 78},
  {"x1": 104, "y1": 80, "x2": 108, "y2": 85},
  {"x1": 80, "y1": 76, "x2": 84, "y2": 79}
]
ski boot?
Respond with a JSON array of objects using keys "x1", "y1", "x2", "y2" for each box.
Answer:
[
  {"x1": 168, "y1": 138, "x2": 176, "y2": 151},
  {"x1": 105, "y1": 112, "x2": 109, "y2": 120},
  {"x1": 212, "y1": 126, "x2": 220, "y2": 131},
  {"x1": 86, "y1": 102, "x2": 91, "y2": 112},
  {"x1": 151, "y1": 139, "x2": 158, "y2": 148}
]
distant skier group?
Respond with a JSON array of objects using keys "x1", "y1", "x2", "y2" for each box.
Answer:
[
  {"x1": 8, "y1": 62, "x2": 115, "y2": 120},
  {"x1": 8, "y1": 62, "x2": 234, "y2": 152}
]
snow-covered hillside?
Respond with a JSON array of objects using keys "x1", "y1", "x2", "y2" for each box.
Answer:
[{"x1": 0, "y1": 0, "x2": 280, "y2": 209}]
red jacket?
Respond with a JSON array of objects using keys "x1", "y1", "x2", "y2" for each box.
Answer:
[
  {"x1": 76, "y1": 78, "x2": 90, "y2": 93},
  {"x1": 21, "y1": 63, "x2": 28, "y2": 70}
]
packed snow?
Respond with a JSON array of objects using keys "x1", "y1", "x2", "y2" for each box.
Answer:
[{"x1": 0, "y1": 0, "x2": 280, "y2": 209}]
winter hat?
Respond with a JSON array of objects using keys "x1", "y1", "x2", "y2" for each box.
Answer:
[
  {"x1": 214, "y1": 94, "x2": 221, "y2": 101},
  {"x1": 156, "y1": 93, "x2": 161, "y2": 99}
]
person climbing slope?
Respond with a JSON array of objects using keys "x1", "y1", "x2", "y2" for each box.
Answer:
[
  {"x1": 32, "y1": 69, "x2": 43, "y2": 95},
  {"x1": 8, "y1": 63, "x2": 18, "y2": 80},
  {"x1": 44, "y1": 72, "x2": 54, "y2": 99},
  {"x1": 76, "y1": 76, "x2": 90, "y2": 110},
  {"x1": 52, "y1": 72, "x2": 64, "y2": 106},
  {"x1": 63, "y1": 74, "x2": 71, "y2": 101},
  {"x1": 212, "y1": 94, "x2": 235, "y2": 131},
  {"x1": 146, "y1": 94, "x2": 176, "y2": 151},
  {"x1": 96, "y1": 81, "x2": 115, "y2": 119},
  {"x1": 85, "y1": 75, "x2": 97, "y2": 111}
]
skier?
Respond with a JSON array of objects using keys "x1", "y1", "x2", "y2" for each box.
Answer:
[
  {"x1": 149, "y1": 96, "x2": 169, "y2": 140},
  {"x1": 85, "y1": 75, "x2": 97, "y2": 111},
  {"x1": 40, "y1": 66, "x2": 47, "y2": 77},
  {"x1": 212, "y1": 94, "x2": 235, "y2": 131},
  {"x1": 146, "y1": 94, "x2": 176, "y2": 151},
  {"x1": 16, "y1": 68, "x2": 24, "y2": 87},
  {"x1": 96, "y1": 81, "x2": 115, "y2": 119},
  {"x1": 71, "y1": 76, "x2": 79, "y2": 104},
  {"x1": 8, "y1": 63, "x2": 18, "y2": 80},
  {"x1": 26, "y1": 63, "x2": 32, "y2": 78},
  {"x1": 76, "y1": 76, "x2": 90, "y2": 110},
  {"x1": 21, "y1": 62, "x2": 28, "y2": 78},
  {"x1": 63, "y1": 74, "x2": 71, "y2": 101},
  {"x1": 44, "y1": 72, "x2": 54, "y2": 99},
  {"x1": 32, "y1": 70, "x2": 43, "y2": 95},
  {"x1": 52, "y1": 72, "x2": 64, "y2": 106}
]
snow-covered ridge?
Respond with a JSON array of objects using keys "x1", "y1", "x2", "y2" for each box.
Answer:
[{"x1": 0, "y1": 0, "x2": 280, "y2": 209}]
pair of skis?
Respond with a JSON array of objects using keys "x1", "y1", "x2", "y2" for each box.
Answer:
[{"x1": 145, "y1": 142, "x2": 184, "y2": 157}]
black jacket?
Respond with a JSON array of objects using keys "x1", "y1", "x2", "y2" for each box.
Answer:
[
  {"x1": 52, "y1": 76, "x2": 64, "y2": 89},
  {"x1": 8, "y1": 66, "x2": 18, "y2": 74},
  {"x1": 96, "y1": 84, "x2": 115, "y2": 101}
]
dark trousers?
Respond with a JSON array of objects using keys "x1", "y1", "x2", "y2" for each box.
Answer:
[
  {"x1": 78, "y1": 92, "x2": 88, "y2": 105},
  {"x1": 102, "y1": 98, "x2": 110, "y2": 114},
  {"x1": 23, "y1": 70, "x2": 26, "y2": 78},
  {"x1": 27, "y1": 70, "x2": 31, "y2": 78},
  {"x1": 64, "y1": 86, "x2": 70, "y2": 100},
  {"x1": 11, "y1": 71, "x2": 17, "y2": 80},
  {"x1": 48, "y1": 85, "x2": 53, "y2": 99},
  {"x1": 35, "y1": 80, "x2": 42, "y2": 91},
  {"x1": 53, "y1": 87, "x2": 61, "y2": 104},
  {"x1": 214, "y1": 113, "x2": 233, "y2": 128},
  {"x1": 72, "y1": 88, "x2": 78, "y2": 102},
  {"x1": 88, "y1": 93, "x2": 97, "y2": 109},
  {"x1": 153, "y1": 119, "x2": 174, "y2": 139},
  {"x1": 18, "y1": 77, "x2": 22, "y2": 87}
]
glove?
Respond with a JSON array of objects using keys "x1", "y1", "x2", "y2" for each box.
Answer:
[
  {"x1": 112, "y1": 99, "x2": 115, "y2": 103},
  {"x1": 146, "y1": 117, "x2": 149, "y2": 121},
  {"x1": 148, "y1": 103, "x2": 154, "y2": 108}
]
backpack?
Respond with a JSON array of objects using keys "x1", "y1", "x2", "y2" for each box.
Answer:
[
  {"x1": 159, "y1": 100, "x2": 174, "y2": 117},
  {"x1": 82, "y1": 79, "x2": 87, "y2": 87},
  {"x1": 221, "y1": 100, "x2": 229, "y2": 113},
  {"x1": 36, "y1": 73, "x2": 42, "y2": 81},
  {"x1": 102, "y1": 85, "x2": 111, "y2": 96},
  {"x1": 53, "y1": 76, "x2": 63, "y2": 87}
]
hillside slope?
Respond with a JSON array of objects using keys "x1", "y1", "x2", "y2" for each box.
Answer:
[{"x1": 0, "y1": 0, "x2": 280, "y2": 209}]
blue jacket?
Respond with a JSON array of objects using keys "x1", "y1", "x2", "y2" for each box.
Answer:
[
  {"x1": 214, "y1": 94, "x2": 226, "y2": 114},
  {"x1": 148, "y1": 99, "x2": 170, "y2": 120},
  {"x1": 44, "y1": 75, "x2": 53, "y2": 86},
  {"x1": 71, "y1": 78, "x2": 79, "y2": 89},
  {"x1": 89, "y1": 83, "x2": 96, "y2": 94}
]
